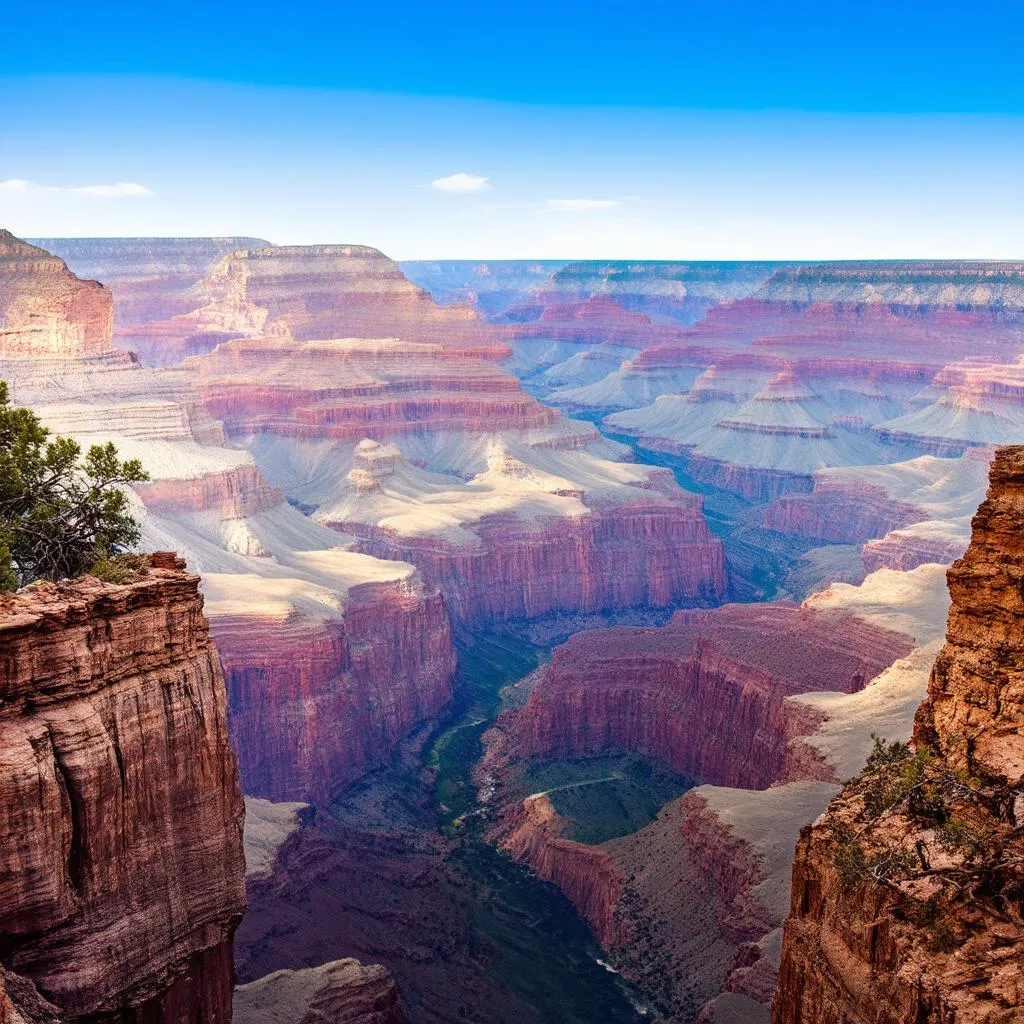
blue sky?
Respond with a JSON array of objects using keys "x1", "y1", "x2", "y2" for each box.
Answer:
[{"x1": 2, "y1": 1, "x2": 1023, "y2": 258}]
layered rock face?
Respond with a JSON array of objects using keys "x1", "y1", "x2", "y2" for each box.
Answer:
[
  {"x1": 28, "y1": 237, "x2": 271, "y2": 341},
  {"x1": 760, "y1": 449, "x2": 992, "y2": 573},
  {"x1": 179, "y1": 324, "x2": 725, "y2": 629},
  {"x1": 130, "y1": 244, "x2": 487, "y2": 365},
  {"x1": 332, "y1": 442, "x2": 726, "y2": 626},
  {"x1": 212, "y1": 568, "x2": 454, "y2": 803},
  {"x1": 0, "y1": 559, "x2": 246, "y2": 1022},
  {"x1": 772, "y1": 446, "x2": 1024, "y2": 1024},
  {"x1": 0, "y1": 230, "x2": 112, "y2": 358},
  {"x1": 509, "y1": 602, "x2": 913, "y2": 790},
  {"x1": 475, "y1": 261, "x2": 1024, "y2": 498},
  {"x1": 185, "y1": 335, "x2": 553, "y2": 439}
]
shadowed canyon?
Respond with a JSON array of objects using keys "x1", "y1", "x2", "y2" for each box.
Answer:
[{"x1": 2, "y1": 231, "x2": 1023, "y2": 1024}]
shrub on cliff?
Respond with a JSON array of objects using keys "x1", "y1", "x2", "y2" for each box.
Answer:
[{"x1": 0, "y1": 382, "x2": 149, "y2": 590}]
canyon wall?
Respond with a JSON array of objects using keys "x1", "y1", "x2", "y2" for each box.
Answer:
[
  {"x1": 509, "y1": 603, "x2": 913, "y2": 789},
  {"x1": 0, "y1": 556, "x2": 246, "y2": 1022},
  {"x1": 484, "y1": 562, "x2": 954, "y2": 1022},
  {"x1": 28, "y1": 237, "x2": 272, "y2": 341},
  {"x1": 772, "y1": 445, "x2": 1024, "y2": 1024},
  {"x1": 0, "y1": 230, "x2": 112, "y2": 358},
  {"x1": 124, "y1": 243, "x2": 489, "y2": 365}
]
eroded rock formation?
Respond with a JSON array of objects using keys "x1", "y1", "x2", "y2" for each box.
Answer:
[
  {"x1": 508, "y1": 603, "x2": 913, "y2": 789},
  {"x1": 0, "y1": 557, "x2": 246, "y2": 1022},
  {"x1": 0, "y1": 231, "x2": 457, "y2": 803},
  {"x1": 0, "y1": 230, "x2": 112, "y2": 358},
  {"x1": 234, "y1": 960, "x2": 404, "y2": 1024},
  {"x1": 772, "y1": 445, "x2": 1024, "y2": 1024}
]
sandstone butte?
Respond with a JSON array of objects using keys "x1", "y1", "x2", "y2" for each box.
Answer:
[
  {"x1": 772, "y1": 445, "x2": 1024, "y2": 1024},
  {"x1": 111, "y1": 242, "x2": 487, "y2": 366},
  {"x1": 0, "y1": 554, "x2": 246, "y2": 1023}
]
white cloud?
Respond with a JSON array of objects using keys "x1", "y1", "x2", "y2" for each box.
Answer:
[
  {"x1": 431, "y1": 172, "x2": 491, "y2": 194},
  {"x1": 0, "y1": 179, "x2": 154, "y2": 198},
  {"x1": 545, "y1": 198, "x2": 623, "y2": 212}
]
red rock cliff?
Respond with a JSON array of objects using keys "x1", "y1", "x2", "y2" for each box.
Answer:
[
  {"x1": 0, "y1": 556, "x2": 246, "y2": 1022},
  {"x1": 772, "y1": 445, "x2": 1024, "y2": 1024},
  {"x1": 512, "y1": 603, "x2": 913, "y2": 790}
]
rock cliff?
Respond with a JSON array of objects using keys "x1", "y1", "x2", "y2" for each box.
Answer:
[
  {"x1": 0, "y1": 230, "x2": 112, "y2": 358},
  {"x1": 772, "y1": 445, "x2": 1024, "y2": 1024},
  {"x1": 0, "y1": 556, "x2": 246, "y2": 1022},
  {"x1": 130, "y1": 244, "x2": 487, "y2": 364},
  {"x1": 509, "y1": 603, "x2": 913, "y2": 789}
]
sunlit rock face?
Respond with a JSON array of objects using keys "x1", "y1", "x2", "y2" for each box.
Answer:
[
  {"x1": 181, "y1": 323, "x2": 727, "y2": 628},
  {"x1": 0, "y1": 561, "x2": 246, "y2": 1022},
  {"x1": 234, "y1": 959, "x2": 405, "y2": 1024},
  {"x1": 29, "y1": 236, "x2": 271, "y2": 333},
  {"x1": 115, "y1": 243, "x2": 491, "y2": 365},
  {"x1": 0, "y1": 230, "x2": 112, "y2": 358},
  {"x1": 760, "y1": 448, "x2": 993, "y2": 573},
  {"x1": 509, "y1": 601, "x2": 914, "y2": 790},
  {"x1": 773, "y1": 446, "x2": 1024, "y2": 1024}
]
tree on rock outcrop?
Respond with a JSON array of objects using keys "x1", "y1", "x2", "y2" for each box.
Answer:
[{"x1": 0, "y1": 381, "x2": 149, "y2": 590}]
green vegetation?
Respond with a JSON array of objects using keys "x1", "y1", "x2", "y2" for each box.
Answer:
[
  {"x1": 432, "y1": 631, "x2": 543, "y2": 832},
  {"x1": 520, "y1": 754, "x2": 692, "y2": 845},
  {"x1": 0, "y1": 381, "x2": 149, "y2": 590},
  {"x1": 829, "y1": 733, "x2": 1020, "y2": 954}
]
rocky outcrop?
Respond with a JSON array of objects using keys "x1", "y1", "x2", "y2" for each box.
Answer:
[
  {"x1": 345, "y1": 492, "x2": 727, "y2": 628},
  {"x1": 772, "y1": 446, "x2": 1024, "y2": 1024},
  {"x1": 234, "y1": 960, "x2": 404, "y2": 1024},
  {"x1": 760, "y1": 480, "x2": 926, "y2": 544},
  {"x1": 0, "y1": 556, "x2": 246, "y2": 1022},
  {"x1": 0, "y1": 230, "x2": 112, "y2": 358}
]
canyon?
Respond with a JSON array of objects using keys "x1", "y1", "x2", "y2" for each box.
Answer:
[{"x1": 7, "y1": 236, "x2": 1023, "y2": 1023}]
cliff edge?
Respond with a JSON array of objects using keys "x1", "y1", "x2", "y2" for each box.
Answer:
[
  {"x1": 772, "y1": 446, "x2": 1024, "y2": 1023},
  {"x1": 0, "y1": 554, "x2": 246, "y2": 1022}
]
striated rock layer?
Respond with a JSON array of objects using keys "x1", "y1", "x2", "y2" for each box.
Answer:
[
  {"x1": 0, "y1": 557, "x2": 246, "y2": 1022},
  {"x1": 772, "y1": 446, "x2": 1024, "y2": 1024},
  {"x1": 510, "y1": 603, "x2": 913, "y2": 790},
  {"x1": 181, "y1": 328, "x2": 726, "y2": 629},
  {"x1": 128, "y1": 244, "x2": 488, "y2": 365},
  {"x1": 0, "y1": 230, "x2": 112, "y2": 358}
]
